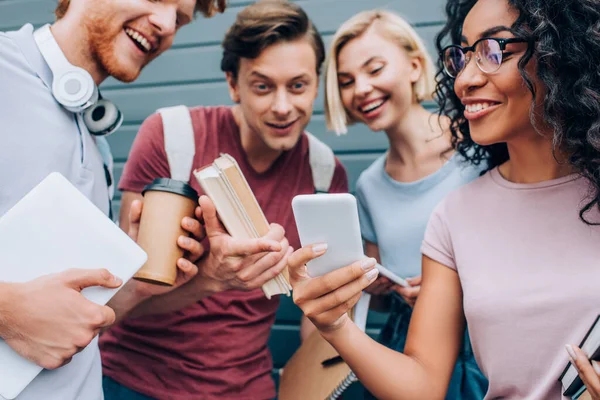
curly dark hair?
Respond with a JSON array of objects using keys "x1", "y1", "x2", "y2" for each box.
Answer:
[{"x1": 434, "y1": 0, "x2": 600, "y2": 223}]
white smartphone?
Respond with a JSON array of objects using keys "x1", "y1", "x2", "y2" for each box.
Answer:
[
  {"x1": 292, "y1": 193, "x2": 365, "y2": 277},
  {"x1": 291, "y1": 193, "x2": 409, "y2": 288}
]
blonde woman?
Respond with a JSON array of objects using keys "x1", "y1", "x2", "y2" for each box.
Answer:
[{"x1": 323, "y1": 10, "x2": 487, "y2": 398}]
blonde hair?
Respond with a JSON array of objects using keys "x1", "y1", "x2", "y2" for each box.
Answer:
[{"x1": 324, "y1": 10, "x2": 436, "y2": 135}]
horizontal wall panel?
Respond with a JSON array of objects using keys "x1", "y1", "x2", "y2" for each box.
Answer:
[
  {"x1": 0, "y1": 0, "x2": 55, "y2": 30},
  {"x1": 103, "y1": 82, "x2": 437, "y2": 124},
  {"x1": 106, "y1": 114, "x2": 389, "y2": 161},
  {"x1": 1, "y1": 0, "x2": 445, "y2": 34},
  {"x1": 101, "y1": 24, "x2": 442, "y2": 89},
  {"x1": 172, "y1": 0, "x2": 445, "y2": 48}
]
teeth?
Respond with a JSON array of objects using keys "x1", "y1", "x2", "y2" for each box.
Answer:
[
  {"x1": 465, "y1": 102, "x2": 493, "y2": 113},
  {"x1": 125, "y1": 28, "x2": 151, "y2": 52},
  {"x1": 361, "y1": 99, "x2": 385, "y2": 113}
]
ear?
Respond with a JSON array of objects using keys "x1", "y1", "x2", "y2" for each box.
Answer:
[
  {"x1": 409, "y1": 56, "x2": 423, "y2": 85},
  {"x1": 313, "y1": 74, "x2": 320, "y2": 100},
  {"x1": 226, "y1": 72, "x2": 240, "y2": 103}
]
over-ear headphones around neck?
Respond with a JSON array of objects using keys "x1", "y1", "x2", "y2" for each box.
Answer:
[{"x1": 33, "y1": 24, "x2": 123, "y2": 136}]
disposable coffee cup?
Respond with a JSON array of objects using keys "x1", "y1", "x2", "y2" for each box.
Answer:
[{"x1": 134, "y1": 178, "x2": 198, "y2": 286}]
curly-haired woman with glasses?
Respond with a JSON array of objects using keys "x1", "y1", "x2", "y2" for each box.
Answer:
[{"x1": 285, "y1": 0, "x2": 600, "y2": 398}]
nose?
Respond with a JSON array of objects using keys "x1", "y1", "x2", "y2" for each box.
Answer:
[
  {"x1": 271, "y1": 89, "x2": 292, "y2": 117},
  {"x1": 354, "y1": 76, "x2": 373, "y2": 98},
  {"x1": 148, "y1": 4, "x2": 177, "y2": 37},
  {"x1": 454, "y1": 53, "x2": 487, "y2": 98}
]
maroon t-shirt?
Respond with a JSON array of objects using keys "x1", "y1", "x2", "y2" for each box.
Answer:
[{"x1": 100, "y1": 106, "x2": 348, "y2": 400}]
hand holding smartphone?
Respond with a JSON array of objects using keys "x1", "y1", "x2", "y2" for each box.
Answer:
[{"x1": 291, "y1": 193, "x2": 409, "y2": 288}]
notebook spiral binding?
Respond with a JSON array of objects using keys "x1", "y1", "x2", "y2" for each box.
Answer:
[{"x1": 327, "y1": 371, "x2": 357, "y2": 400}]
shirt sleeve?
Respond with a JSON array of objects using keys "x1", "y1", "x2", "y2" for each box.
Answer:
[
  {"x1": 355, "y1": 176, "x2": 377, "y2": 244},
  {"x1": 328, "y1": 158, "x2": 349, "y2": 194},
  {"x1": 118, "y1": 112, "x2": 171, "y2": 193},
  {"x1": 420, "y1": 199, "x2": 457, "y2": 270}
]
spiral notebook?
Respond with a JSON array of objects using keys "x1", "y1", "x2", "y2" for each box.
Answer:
[
  {"x1": 0, "y1": 172, "x2": 147, "y2": 399},
  {"x1": 278, "y1": 293, "x2": 371, "y2": 400}
]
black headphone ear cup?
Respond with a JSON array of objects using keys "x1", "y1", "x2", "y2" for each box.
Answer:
[{"x1": 83, "y1": 99, "x2": 123, "y2": 136}]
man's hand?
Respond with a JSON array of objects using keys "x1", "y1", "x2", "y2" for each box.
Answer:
[
  {"x1": 394, "y1": 276, "x2": 421, "y2": 307},
  {"x1": 0, "y1": 269, "x2": 122, "y2": 370},
  {"x1": 198, "y1": 195, "x2": 290, "y2": 292},
  {"x1": 125, "y1": 199, "x2": 204, "y2": 298}
]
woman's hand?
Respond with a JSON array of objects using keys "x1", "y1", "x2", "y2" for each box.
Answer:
[
  {"x1": 287, "y1": 243, "x2": 379, "y2": 333},
  {"x1": 566, "y1": 344, "x2": 600, "y2": 399},
  {"x1": 365, "y1": 276, "x2": 394, "y2": 295},
  {"x1": 394, "y1": 276, "x2": 421, "y2": 307}
]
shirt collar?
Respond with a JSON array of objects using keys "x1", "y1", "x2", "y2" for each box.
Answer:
[{"x1": 10, "y1": 24, "x2": 54, "y2": 91}]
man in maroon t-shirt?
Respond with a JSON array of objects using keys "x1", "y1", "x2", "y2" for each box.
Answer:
[{"x1": 99, "y1": 2, "x2": 349, "y2": 399}]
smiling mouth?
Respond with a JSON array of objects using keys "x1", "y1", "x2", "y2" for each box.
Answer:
[
  {"x1": 464, "y1": 102, "x2": 499, "y2": 113},
  {"x1": 359, "y1": 97, "x2": 389, "y2": 114},
  {"x1": 266, "y1": 120, "x2": 297, "y2": 129},
  {"x1": 125, "y1": 27, "x2": 152, "y2": 53}
]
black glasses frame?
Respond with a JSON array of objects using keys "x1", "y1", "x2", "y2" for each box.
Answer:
[{"x1": 441, "y1": 37, "x2": 530, "y2": 78}]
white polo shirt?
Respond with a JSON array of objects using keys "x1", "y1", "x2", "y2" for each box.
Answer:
[{"x1": 0, "y1": 24, "x2": 110, "y2": 400}]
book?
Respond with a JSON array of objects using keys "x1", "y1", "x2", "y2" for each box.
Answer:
[
  {"x1": 560, "y1": 314, "x2": 600, "y2": 397},
  {"x1": 278, "y1": 293, "x2": 371, "y2": 400},
  {"x1": 573, "y1": 386, "x2": 592, "y2": 400},
  {"x1": 193, "y1": 153, "x2": 291, "y2": 299}
]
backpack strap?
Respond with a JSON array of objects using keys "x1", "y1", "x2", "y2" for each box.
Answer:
[
  {"x1": 306, "y1": 132, "x2": 335, "y2": 193},
  {"x1": 157, "y1": 105, "x2": 196, "y2": 183}
]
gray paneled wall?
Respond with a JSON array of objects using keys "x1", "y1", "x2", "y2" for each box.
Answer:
[{"x1": 2, "y1": 0, "x2": 446, "y2": 396}]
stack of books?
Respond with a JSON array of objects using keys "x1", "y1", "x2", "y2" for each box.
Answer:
[{"x1": 194, "y1": 154, "x2": 291, "y2": 299}]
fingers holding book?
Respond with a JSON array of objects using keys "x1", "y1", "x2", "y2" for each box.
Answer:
[
  {"x1": 198, "y1": 195, "x2": 290, "y2": 292},
  {"x1": 288, "y1": 244, "x2": 379, "y2": 332},
  {"x1": 566, "y1": 344, "x2": 600, "y2": 399}
]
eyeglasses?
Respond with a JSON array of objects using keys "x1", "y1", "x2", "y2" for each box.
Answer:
[{"x1": 441, "y1": 37, "x2": 529, "y2": 78}]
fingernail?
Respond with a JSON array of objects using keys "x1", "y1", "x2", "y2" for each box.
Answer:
[
  {"x1": 593, "y1": 360, "x2": 600, "y2": 375},
  {"x1": 183, "y1": 217, "x2": 193, "y2": 227},
  {"x1": 366, "y1": 269, "x2": 379, "y2": 281},
  {"x1": 361, "y1": 258, "x2": 376, "y2": 270},
  {"x1": 312, "y1": 243, "x2": 327, "y2": 254},
  {"x1": 566, "y1": 344, "x2": 578, "y2": 361},
  {"x1": 180, "y1": 236, "x2": 190, "y2": 245},
  {"x1": 113, "y1": 276, "x2": 123, "y2": 285}
]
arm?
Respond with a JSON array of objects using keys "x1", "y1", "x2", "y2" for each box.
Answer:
[
  {"x1": 125, "y1": 195, "x2": 290, "y2": 317},
  {"x1": 107, "y1": 192, "x2": 204, "y2": 322},
  {"x1": 289, "y1": 245, "x2": 464, "y2": 400}
]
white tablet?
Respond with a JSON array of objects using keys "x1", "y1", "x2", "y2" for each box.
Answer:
[
  {"x1": 0, "y1": 172, "x2": 147, "y2": 400},
  {"x1": 291, "y1": 193, "x2": 409, "y2": 288}
]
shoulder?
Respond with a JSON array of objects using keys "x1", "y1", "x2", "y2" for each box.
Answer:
[
  {"x1": 356, "y1": 154, "x2": 386, "y2": 191},
  {"x1": 187, "y1": 105, "x2": 233, "y2": 127},
  {"x1": 434, "y1": 169, "x2": 493, "y2": 222},
  {"x1": 0, "y1": 26, "x2": 37, "y2": 81}
]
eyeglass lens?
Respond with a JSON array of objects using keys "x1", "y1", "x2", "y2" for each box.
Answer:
[{"x1": 443, "y1": 39, "x2": 503, "y2": 77}]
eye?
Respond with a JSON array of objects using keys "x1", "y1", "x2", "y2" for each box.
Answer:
[
  {"x1": 369, "y1": 65, "x2": 384, "y2": 75},
  {"x1": 339, "y1": 79, "x2": 354, "y2": 88},
  {"x1": 253, "y1": 83, "x2": 271, "y2": 93},
  {"x1": 290, "y1": 81, "x2": 307, "y2": 92}
]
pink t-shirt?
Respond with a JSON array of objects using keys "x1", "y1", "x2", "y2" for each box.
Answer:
[
  {"x1": 422, "y1": 167, "x2": 600, "y2": 399},
  {"x1": 100, "y1": 106, "x2": 348, "y2": 400}
]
